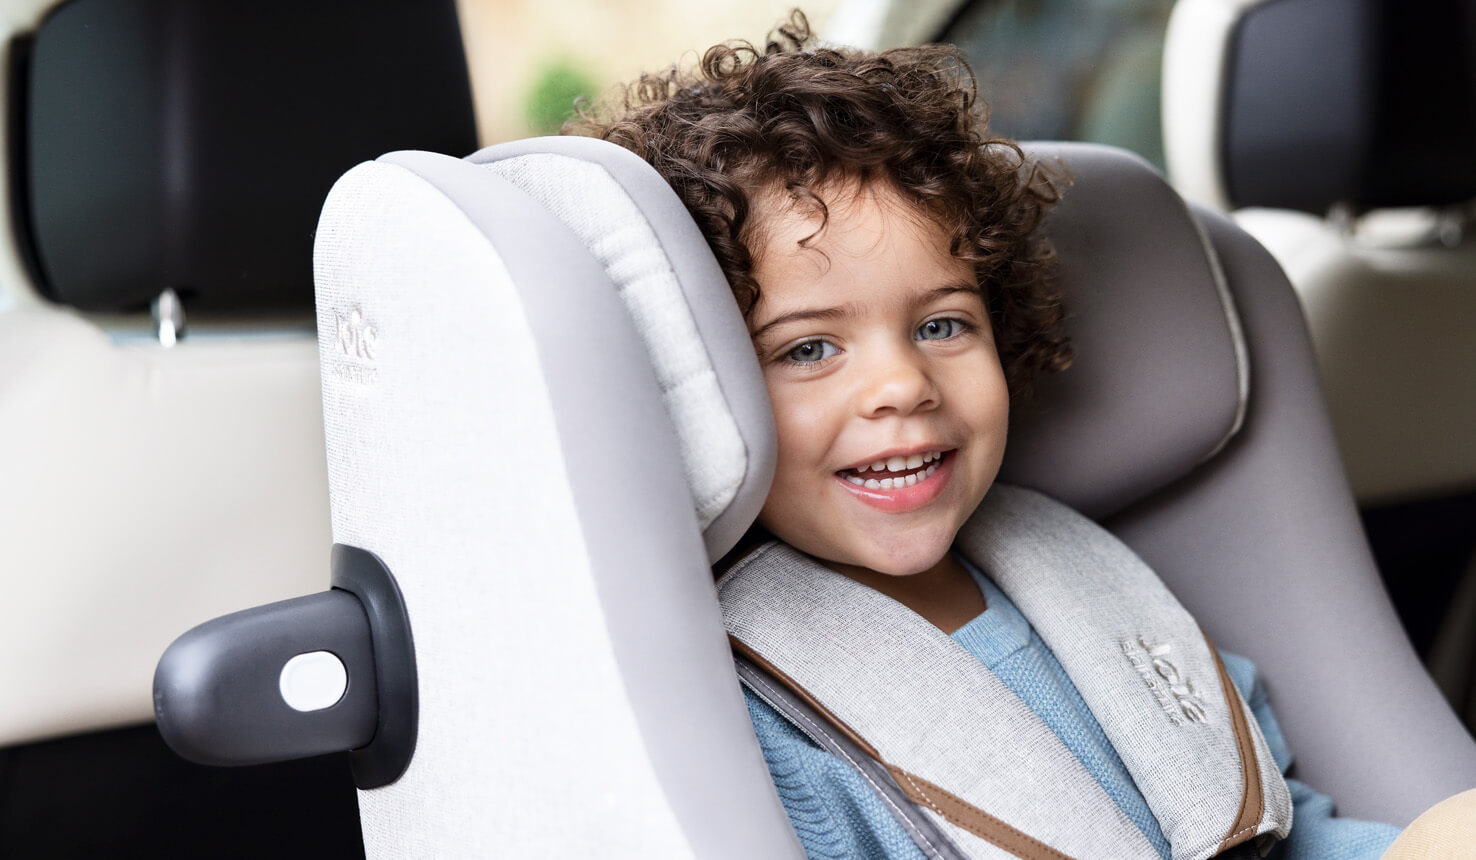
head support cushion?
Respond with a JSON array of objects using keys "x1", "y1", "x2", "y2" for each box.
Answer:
[
  {"x1": 471, "y1": 137, "x2": 775, "y2": 562},
  {"x1": 1002, "y1": 143, "x2": 1246, "y2": 519},
  {"x1": 469, "y1": 139, "x2": 1243, "y2": 536}
]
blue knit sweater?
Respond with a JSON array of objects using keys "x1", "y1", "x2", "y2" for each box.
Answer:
[{"x1": 742, "y1": 555, "x2": 1401, "y2": 859}]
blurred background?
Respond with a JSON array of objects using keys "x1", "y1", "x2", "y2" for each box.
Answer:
[{"x1": 457, "y1": 0, "x2": 844, "y2": 142}]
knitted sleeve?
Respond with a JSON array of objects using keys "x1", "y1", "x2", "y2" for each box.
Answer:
[{"x1": 743, "y1": 686, "x2": 929, "y2": 860}]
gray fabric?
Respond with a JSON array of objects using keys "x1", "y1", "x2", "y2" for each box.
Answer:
[
  {"x1": 474, "y1": 151, "x2": 746, "y2": 544},
  {"x1": 1104, "y1": 206, "x2": 1476, "y2": 826},
  {"x1": 958, "y1": 485, "x2": 1291, "y2": 857},
  {"x1": 1000, "y1": 143, "x2": 1246, "y2": 521},
  {"x1": 734, "y1": 656, "x2": 968, "y2": 860},
  {"x1": 316, "y1": 152, "x2": 803, "y2": 858},
  {"x1": 718, "y1": 536, "x2": 1163, "y2": 858},
  {"x1": 469, "y1": 137, "x2": 776, "y2": 563}
]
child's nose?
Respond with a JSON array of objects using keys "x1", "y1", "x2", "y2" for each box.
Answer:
[{"x1": 857, "y1": 352, "x2": 940, "y2": 418}]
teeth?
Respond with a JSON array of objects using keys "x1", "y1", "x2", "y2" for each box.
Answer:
[
  {"x1": 841, "y1": 450, "x2": 948, "y2": 484},
  {"x1": 843, "y1": 457, "x2": 944, "y2": 491}
]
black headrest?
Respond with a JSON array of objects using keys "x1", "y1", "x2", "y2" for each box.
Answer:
[
  {"x1": 1223, "y1": 0, "x2": 1476, "y2": 213},
  {"x1": 17, "y1": 0, "x2": 478, "y2": 312}
]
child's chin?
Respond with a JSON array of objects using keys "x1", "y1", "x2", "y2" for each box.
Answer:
[{"x1": 861, "y1": 542, "x2": 953, "y2": 577}]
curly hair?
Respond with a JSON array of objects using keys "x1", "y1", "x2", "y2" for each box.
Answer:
[{"x1": 565, "y1": 11, "x2": 1072, "y2": 396}]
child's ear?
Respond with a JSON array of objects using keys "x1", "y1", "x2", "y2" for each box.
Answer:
[{"x1": 712, "y1": 522, "x2": 775, "y2": 578}]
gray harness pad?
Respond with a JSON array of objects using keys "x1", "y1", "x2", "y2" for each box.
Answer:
[{"x1": 720, "y1": 484, "x2": 1291, "y2": 859}]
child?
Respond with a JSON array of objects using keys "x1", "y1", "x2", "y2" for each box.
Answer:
[{"x1": 569, "y1": 12, "x2": 1411, "y2": 859}]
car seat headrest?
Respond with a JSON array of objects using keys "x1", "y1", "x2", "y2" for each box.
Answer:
[
  {"x1": 471, "y1": 137, "x2": 776, "y2": 562},
  {"x1": 20, "y1": 0, "x2": 477, "y2": 312},
  {"x1": 1000, "y1": 143, "x2": 1247, "y2": 519},
  {"x1": 471, "y1": 138, "x2": 1241, "y2": 533},
  {"x1": 1165, "y1": 0, "x2": 1476, "y2": 213}
]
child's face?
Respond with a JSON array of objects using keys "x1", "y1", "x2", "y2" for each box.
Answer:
[{"x1": 747, "y1": 181, "x2": 1009, "y2": 577}]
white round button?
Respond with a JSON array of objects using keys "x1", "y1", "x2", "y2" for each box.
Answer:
[{"x1": 279, "y1": 650, "x2": 348, "y2": 712}]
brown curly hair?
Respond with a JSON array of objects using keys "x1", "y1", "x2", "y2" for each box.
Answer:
[{"x1": 565, "y1": 11, "x2": 1072, "y2": 395}]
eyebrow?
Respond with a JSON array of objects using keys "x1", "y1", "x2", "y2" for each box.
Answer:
[{"x1": 749, "y1": 283, "x2": 980, "y2": 343}]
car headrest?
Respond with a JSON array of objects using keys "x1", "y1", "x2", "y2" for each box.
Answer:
[
  {"x1": 18, "y1": 0, "x2": 477, "y2": 312},
  {"x1": 469, "y1": 137, "x2": 777, "y2": 562},
  {"x1": 1164, "y1": 0, "x2": 1476, "y2": 213},
  {"x1": 1000, "y1": 143, "x2": 1246, "y2": 519},
  {"x1": 466, "y1": 138, "x2": 1243, "y2": 532}
]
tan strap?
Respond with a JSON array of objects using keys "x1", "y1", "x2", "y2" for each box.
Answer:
[
  {"x1": 733, "y1": 635, "x2": 1079, "y2": 860},
  {"x1": 1206, "y1": 636, "x2": 1264, "y2": 854}
]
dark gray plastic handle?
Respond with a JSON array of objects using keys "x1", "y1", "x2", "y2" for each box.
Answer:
[
  {"x1": 153, "y1": 544, "x2": 418, "y2": 788},
  {"x1": 154, "y1": 589, "x2": 379, "y2": 766}
]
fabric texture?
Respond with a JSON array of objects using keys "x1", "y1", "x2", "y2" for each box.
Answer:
[
  {"x1": 721, "y1": 484, "x2": 1290, "y2": 859},
  {"x1": 1380, "y1": 789, "x2": 1476, "y2": 859},
  {"x1": 956, "y1": 485, "x2": 1292, "y2": 854},
  {"x1": 479, "y1": 153, "x2": 747, "y2": 531},
  {"x1": 317, "y1": 160, "x2": 696, "y2": 857},
  {"x1": 721, "y1": 540, "x2": 1157, "y2": 858},
  {"x1": 743, "y1": 558, "x2": 1402, "y2": 860}
]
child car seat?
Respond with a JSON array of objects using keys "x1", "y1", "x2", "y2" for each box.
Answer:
[{"x1": 155, "y1": 135, "x2": 1476, "y2": 857}]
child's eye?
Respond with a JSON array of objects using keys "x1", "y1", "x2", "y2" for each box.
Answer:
[
  {"x1": 916, "y1": 318, "x2": 969, "y2": 341},
  {"x1": 784, "y1": 339, "x2": 839, "y2": 364}
]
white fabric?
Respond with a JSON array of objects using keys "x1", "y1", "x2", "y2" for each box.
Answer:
[
  {"x1": 719, "y1": 484, "x2": 1291, "y2": 860},
  {"x1": 481, "y1": 153, "x2": 746, "y2": 531},
  {"x1": 1162, "y1": 0, "x2": 1272, "y2": 210},
  {"x1": 315, "y1": 161, "x2": 691, "y2": 858}
]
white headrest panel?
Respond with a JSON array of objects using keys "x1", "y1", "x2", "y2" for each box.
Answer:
[{"x1": 480, "y1": 153, "x2": 747, "y2": 533}]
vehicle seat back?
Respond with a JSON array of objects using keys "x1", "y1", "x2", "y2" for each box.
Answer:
[{"x1": 311, "y1": 136, "x2": 1476, "y2": 857}]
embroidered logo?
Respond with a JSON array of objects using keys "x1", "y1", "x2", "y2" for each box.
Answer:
[
  {"x1": 329, "y1": 307, "x2": 379, "y2": 385},
  {"x1": 1121, "y1": 637, "x2": 1209, "y2": 726}
]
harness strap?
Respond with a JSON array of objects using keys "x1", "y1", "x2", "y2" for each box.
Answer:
[
  {"x1": 720, "y1": 485, "x2": 1293, "y2": 860},
  {"x1": 734, "y1": 649, "x2": 969, "y2": 860}
]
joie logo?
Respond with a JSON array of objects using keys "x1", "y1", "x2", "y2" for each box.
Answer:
[
  {"x1": 330, "y1": 307, "x2": 379, "y2": 385},
  {"x1": 1121, "y1": 636, "x2": 1209, "y2": 726},
  {"x1": 335, "y1": 308, "x2": 377, "y2": 361}
]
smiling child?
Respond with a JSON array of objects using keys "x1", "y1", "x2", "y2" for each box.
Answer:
[{"x1": 567, "y1": 11, "x2": 1407, "y2": 860}]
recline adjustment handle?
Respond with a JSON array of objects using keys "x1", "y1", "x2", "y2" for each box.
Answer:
[{"x1": 153, "y1": 544, "x2": 417, "y2": 789}]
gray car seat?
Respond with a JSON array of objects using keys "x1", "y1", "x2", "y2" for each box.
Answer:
[{"x1": 156, "y1": 134, "x2": 1476, "y2": 856}]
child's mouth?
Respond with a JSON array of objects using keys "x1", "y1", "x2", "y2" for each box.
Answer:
[
  {"x1": 834, "y1": 450, "x2": 957, "y2": 513},
  {"x1": 836, "y1": 450, "x2": 949, "y2": 489}
]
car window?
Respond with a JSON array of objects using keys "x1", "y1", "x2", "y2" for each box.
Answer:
[{"x1": 939, "y1": 0, "x2": 1174, "y2": 170}]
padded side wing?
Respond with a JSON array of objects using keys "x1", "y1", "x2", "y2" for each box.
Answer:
[
  {"x1": 1107, "y1": 205, "x2": 1476, "y2": 825},
  {"x1": 313, "y1": 153, "x2": 802, "y2": 858}
]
